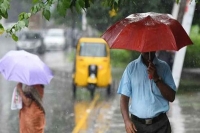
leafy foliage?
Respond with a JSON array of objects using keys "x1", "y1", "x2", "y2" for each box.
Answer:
[
  {"x1": 192, "y1": 2, "x2": 200, "y2": 27},
  {"x1": 0, "y1": 0, "x2": 10, "y2": 19},
  {"x1": 184, "y1": 25, "x2": 200, "y2": 68},
  {"x1": 86, "y1": 0, "x2": 174, "y2": 33},
  {"x1": 110, "y1": 49, "x2": 140, "y2": 67},
  {"x1": 0, "y1": 0, "x2": 10, "y2": 35},
  {"x1": 51, "y1": 7, "x2": 82, "y2": 29},
  {"x1": 0, "y1": 0, "x2": 199, "y2": 41},
  {"x1": 0, "y1": 0, "x2": 54, "y2": 41},
  {"x1": 110, "y1": 49, "x2": 132, "y2": 67}
]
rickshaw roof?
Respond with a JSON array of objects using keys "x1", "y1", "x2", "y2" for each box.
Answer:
[{"x1": 78, "y1": 37, "x2": 107, "y2": 44}]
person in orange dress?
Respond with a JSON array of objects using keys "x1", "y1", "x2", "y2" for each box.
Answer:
[{"x1": 17, "y1": 83, "x2": 46, "y2": 133}]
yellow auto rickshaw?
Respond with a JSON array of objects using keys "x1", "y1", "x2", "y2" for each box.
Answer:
[{"x1": 72, "y1": 37, "x2": 112, "y2": 99}]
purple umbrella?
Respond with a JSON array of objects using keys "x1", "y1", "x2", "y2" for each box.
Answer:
[{"x1": 0, "y1": 50, "x2": 53, "y2": 85}]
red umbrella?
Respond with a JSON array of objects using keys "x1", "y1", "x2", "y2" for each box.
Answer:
[
  {"x1": 101, "y1": 12, "x2": 193, "y2": 52},
  {"x1": 101, "y1": 12, "x2": 193, "y2": 79}
]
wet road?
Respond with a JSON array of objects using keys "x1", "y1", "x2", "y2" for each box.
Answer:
[
  {"x1": 76, "y1": 76, "x2": 200, "y2": 132},
  {"x1": 1, "y1": 36, "x2": 200, "y2": 133},
  {"x1": 85, "y1": 91, "x2": 200, "y2": 133}
]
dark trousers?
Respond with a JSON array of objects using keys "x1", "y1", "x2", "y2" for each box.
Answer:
[{"x1": 131, "y1": 114, "x2": 171, "y2": 133}]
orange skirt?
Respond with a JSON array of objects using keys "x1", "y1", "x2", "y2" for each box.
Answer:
[{"x1": 19, "y1": 102, "x2": 45, "y2": 133}]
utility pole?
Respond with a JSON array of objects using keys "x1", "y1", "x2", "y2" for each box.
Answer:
[
  {"x1": 172, "y1": 0, "x2": 196, "y2": 89},
  {"x1": 177, "y1": 0, "x2": 188, "y2": 23},
  {"x1": 82, "y1": 9, "x2": 87, "y2": 31},
  {"x1": 171, "y1": 1, "x2": 180, "y2": 19}
]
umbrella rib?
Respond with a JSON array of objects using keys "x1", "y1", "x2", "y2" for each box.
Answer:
[
  {"x1": 166, "y1": 25, "x2": 178, "y2": 50},
  {"x1": 113, "y1": 20, "x2": 136, "y2": 50},
  {"x1": 108, "y1": 19, "x2": 132, "y2": 49}
]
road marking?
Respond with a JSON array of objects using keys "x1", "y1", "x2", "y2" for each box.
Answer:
[
  {"x1": 94, "y1": 100, "x2": 115, "y2": 133},
  {"x1": 72, "y1": 94, "x2": 100, "y2": 133}
]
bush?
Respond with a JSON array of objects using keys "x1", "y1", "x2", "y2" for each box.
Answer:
[
  {"x1": 110, "y1": 49, "x2": 140, "y2": 67},
  {"x1": 184, "y1": 25, "x2": 200, "y2": 68}
]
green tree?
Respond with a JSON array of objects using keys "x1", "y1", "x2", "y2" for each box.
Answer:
[
  {"x1": 184, "y1": 25, "x2": 200, "y2": 68},
  {"x1": 0, "y1": 0, "x2": 199, "y2": 41},
  {"x1": 51, "y1": 8, "x2": 82, "y2": 28},
  {"x1": 86, "y1": 0, "x2": 174, "y2": 33}
]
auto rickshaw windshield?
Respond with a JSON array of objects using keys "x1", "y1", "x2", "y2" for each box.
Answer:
[{"x1": 79, "y1": 43, "x2": 107, "y2": 57}]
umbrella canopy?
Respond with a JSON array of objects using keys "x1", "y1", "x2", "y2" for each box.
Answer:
[
  {"x1": 101, "y1": 12, "x2": 193, "y2": 52},
  {"x1": 0, "y1": 50, "x2": 53, "y2": 85}
]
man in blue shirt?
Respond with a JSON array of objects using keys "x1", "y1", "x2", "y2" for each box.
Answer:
[{"x1": 118, "y1": 52, "x2": 176, "y2": 133}]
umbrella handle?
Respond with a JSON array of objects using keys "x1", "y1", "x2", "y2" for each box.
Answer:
[
  {"x1": 149, "y1": 74, "x2": 153, "y2": 79},
  {"x1": 148, "y1": 52, "x2": 153, "y2": 79}
]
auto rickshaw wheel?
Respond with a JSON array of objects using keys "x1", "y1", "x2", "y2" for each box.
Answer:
[
  {"x1": 107, "y1": 85, "x2": 111, "y2": 95},
  {"x1": 88, "y1": 84, "x2": 96, "y2": 99},
  {"x1": 90, "y1": 89, "x2": 95, "y2": 100},
  {"x1": 72, "y1": 83, "x2": 77, "y2": 99}
]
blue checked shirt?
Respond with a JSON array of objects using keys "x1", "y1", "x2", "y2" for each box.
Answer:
[{"x1": 117, "y1": 55, "x2": 176, "y2": 119}]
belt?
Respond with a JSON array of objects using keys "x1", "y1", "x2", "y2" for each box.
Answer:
[{"x1": 131, "y1": 113, "x2": 166, "y2": 125}]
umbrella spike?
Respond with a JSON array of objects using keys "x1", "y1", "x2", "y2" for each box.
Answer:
[{"x1": 149, "y1": 52, "x2": 153, "y2": 79}]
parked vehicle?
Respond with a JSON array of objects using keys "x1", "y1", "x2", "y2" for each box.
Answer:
[
  {"x1": 16, "y1": 30, "x2": 46, "y2": 55},
  {"x1": 43, "y1": 29, "x2": 68, "y2": 51},
  {"x1": 72, "y1": 37, "x2": 112, "y2": 99}
]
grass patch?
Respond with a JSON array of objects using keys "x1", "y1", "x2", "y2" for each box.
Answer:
[{"x1": 177, "y1": 79, "x2": 200, "y2": 94}]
